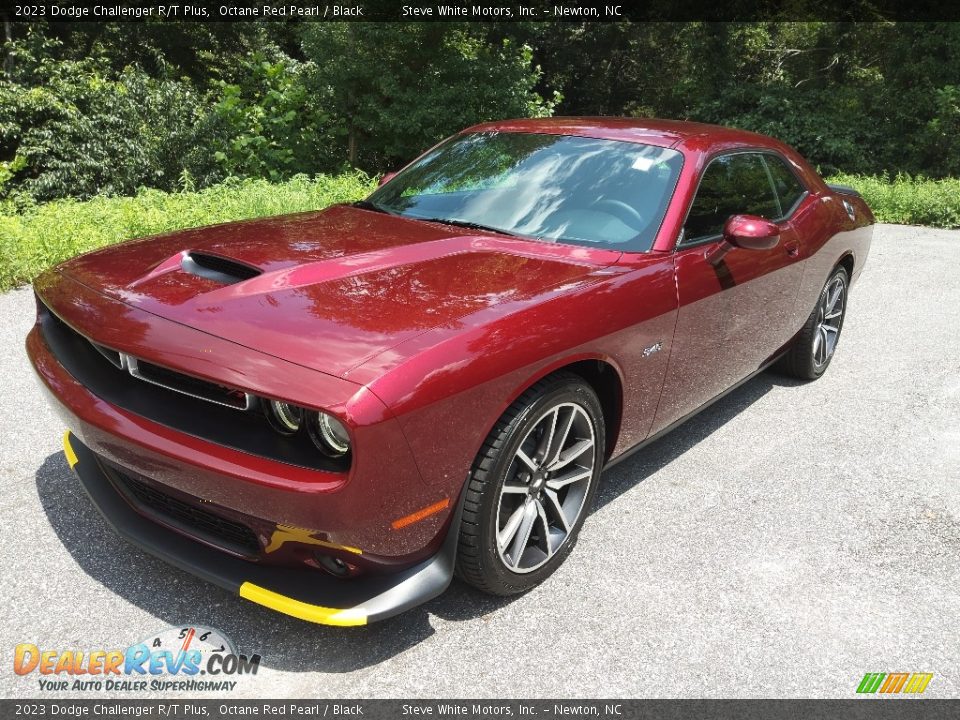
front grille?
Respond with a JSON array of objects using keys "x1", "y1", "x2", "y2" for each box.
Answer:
[
  {"x1": 109, "y1": 467, "x2": 261, "y2": 557},
  {"x1": 36, "y1": 296, "x2": 351, "y2": 472},
  {"x1": 128, "y1": 357, "x2": 252, "y2": 410},
  {"x1": 43, "y1": 302, "x2": 252, "y2": 411}
]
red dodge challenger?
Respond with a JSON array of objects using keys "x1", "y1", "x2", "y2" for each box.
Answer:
[{"x1": 27, "y1": 118, "x2": 873, "y2": 625}]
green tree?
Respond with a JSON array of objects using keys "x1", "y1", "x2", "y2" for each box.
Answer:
[
  {"x1": 3, "y1": 20, "x2": 960, "y2": 202},
  {"x1": 211, "y1": 55, "x2": 335, "y2": 180},
  {"x1": 0, "y1": 28, "x2": 221, "y2": 200},
  {"x1": 300, "y1": 23, "x2": 555, "y2": 170},
  {"x1": 508, "y1": 21, "x2": 960, "y2": 177}
]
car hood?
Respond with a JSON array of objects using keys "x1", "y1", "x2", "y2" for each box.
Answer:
[{"x1": 59, "y1": 205, "x2": 619, "y2": 377}]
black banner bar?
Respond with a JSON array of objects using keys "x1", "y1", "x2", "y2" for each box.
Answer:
[
  {"x1": 3, "y1": 0, "x2": 960, "y2": 23},
  {"x1": 3, "y1": 700, "x2": 960, "y2": 720}
]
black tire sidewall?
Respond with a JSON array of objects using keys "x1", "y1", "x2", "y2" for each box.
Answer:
[{"x1": 473, "y1": 378, "x2": 605, "y2": 594}]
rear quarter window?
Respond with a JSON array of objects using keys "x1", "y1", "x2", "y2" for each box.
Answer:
[{"x1": 765, "y1": 155, "x2": 808, "y2": 216}]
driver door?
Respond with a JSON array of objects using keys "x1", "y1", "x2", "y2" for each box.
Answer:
[{"x1": 650, "y1": 151, "x2": 805, "y2": 435}]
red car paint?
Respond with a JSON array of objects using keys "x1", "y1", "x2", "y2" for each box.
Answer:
[{"x1": 27, "y1": 118, "x2": 874, "y2": 580}]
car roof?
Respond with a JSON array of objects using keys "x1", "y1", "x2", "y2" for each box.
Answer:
[{"x1": 464, "y1": 117, "x2": 779, "y2": 152}]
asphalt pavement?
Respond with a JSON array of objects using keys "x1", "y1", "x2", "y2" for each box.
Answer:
[{"x1": 1, "y1": 224, "x2": 957, "y2": 699}]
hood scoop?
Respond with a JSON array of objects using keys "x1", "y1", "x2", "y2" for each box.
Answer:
[{"x1": 181, "y1": 252, "x2": 261, "y2": 285}]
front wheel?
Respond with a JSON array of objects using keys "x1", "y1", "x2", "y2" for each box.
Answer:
[
  {"x1": 778, "y1": 266, "x2": 849, "y2": 380},
  {"x1": 456, "y1": 373, "x2": 605, "y2": 596}
]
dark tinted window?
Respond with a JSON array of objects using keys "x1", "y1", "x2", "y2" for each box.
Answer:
[
  {"x1": 765, "y1": 155, "x2": 807, "y2": 216},
  {"x1": 683, "y1": 153, "x2": 779, "y2": 243}
]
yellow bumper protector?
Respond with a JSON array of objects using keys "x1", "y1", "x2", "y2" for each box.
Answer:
[
  {"x1": 63, "y1": 431, "x2": 79, "y2": 469},
  {"x1": 239, "y1": 582, "x2": 367, "y2": 627}
]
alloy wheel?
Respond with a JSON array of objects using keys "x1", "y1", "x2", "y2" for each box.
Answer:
[
  {"x1": 496, "y1": 402, "x2": 596, "y2": 574},
  {"x1": 813, "y1": 275, "x2": 846, "y2": 367}
]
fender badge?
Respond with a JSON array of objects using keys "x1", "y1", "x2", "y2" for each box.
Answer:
[{"x1": 643, "y1": 342, "x2": 662, "y2": 357}]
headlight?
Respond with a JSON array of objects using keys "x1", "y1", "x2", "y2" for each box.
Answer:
[
  {"x1": 308, "y1": 412, "x2": 351, "y2": 457},
  {"x1": 265, "y1": 400, "x2": 303, "y2": 435},
  {"x1": 264, "y1": 399, "x2": 351, "y2": 458}
]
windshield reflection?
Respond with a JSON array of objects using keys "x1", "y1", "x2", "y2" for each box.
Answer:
[{"x1": 369, "y1": 132, "x2": 684, "y2": 252}]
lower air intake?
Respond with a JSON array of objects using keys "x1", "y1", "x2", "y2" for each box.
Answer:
[{"x1": 109, "y1": 466, "x2": 261, "y2": 557}]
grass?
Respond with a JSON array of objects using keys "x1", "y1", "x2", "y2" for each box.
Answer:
[
  {"x1": 826, "y1": 173, "x2": 960, "y2": 228},
  {"x1": 0, "y1": 173, "x2": 375, "y2": 291},
  {"x1": 0, "y1": 171, "x2": 956, "y2": 292}
]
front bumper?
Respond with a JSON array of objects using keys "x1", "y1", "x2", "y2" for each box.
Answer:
[
  {"x1": 64, "y1": 431, "x2": 459, "y2": 626},
  {"x1": 29, "y1": 271, "x2": 455, "y2": 561}
]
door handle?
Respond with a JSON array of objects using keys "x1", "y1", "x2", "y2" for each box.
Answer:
[{"x1": 785, "y1": 242, "x2": 800, "y2": 257}]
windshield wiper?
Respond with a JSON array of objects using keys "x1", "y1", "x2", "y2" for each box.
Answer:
[
  {"x1": 417, "y1": 217, "x2": 522, "y2": 238},
  {"x1": 352, "y1": 199, "x2": 390, "y2": 214}
]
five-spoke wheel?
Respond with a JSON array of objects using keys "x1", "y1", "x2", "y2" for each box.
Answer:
[
  {"x1": 813, "y1": 274, "x2": 845, "y2": 368},
  {"x1": 777, "y1": 264, "x2": 849, "y2": 380},
  {"x1": 456, "y1": 373, "x2": 604, "y2": 595},
  {"x1": 496, "y1": 403, "x2": 596, "y2": 573}
]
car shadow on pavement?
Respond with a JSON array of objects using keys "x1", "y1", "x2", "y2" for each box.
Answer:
[
  {"x1": 426, "y1": 369, "x2": 801, "y2": 626},
  {"x1": 591, "y1": 370, "x2": 802, "y2": 514},
  {"x1": 34, "y1": 370, "x2": 799, "y2": 672}
]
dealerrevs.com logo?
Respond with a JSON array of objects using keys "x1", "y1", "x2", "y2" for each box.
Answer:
[{"x1": 14, "y1": 626, "x2": 261, "y2": 693}]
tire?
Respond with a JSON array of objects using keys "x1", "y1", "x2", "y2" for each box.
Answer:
[
  {"x1": 456, "y1": 373, "x2": 605, "y2": 596},
  {"x1": 777, "y1": 266, "x2": 849, "y2": 380}
]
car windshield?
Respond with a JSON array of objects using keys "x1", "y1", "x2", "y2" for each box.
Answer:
[{"x1": 367, "y1": 132, "x2": 684, "y2": 252}]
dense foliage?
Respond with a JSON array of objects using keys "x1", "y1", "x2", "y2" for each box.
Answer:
[
  {"x1": 0, "y1": 22, "x2": 551, "y2": 201},
  {"x1": 300, "y1": 24, "x2": 554, "y2": 169},
  {"x1": 0, "y1": 21, "x2": 958, "y2": 203},
  {"x1": 499, "y1": 22, "x2": 960, "y2": 179},
  {"x1": 829, "y1": 173, "x2": 960, "y2": 228}
]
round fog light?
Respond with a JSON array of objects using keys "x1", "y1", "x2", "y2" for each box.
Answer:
[
  {"x1": 308, "y1": 412, "x2": 351, "y2": 457},
  {"x1": 266, "y1": 400, "x2": 303, "y2": 435}
]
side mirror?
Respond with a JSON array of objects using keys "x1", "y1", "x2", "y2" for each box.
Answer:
[
  {"x1": 378, "y1": 171, "x2": 398, "y2": 187},
  {"x1": 723, "y1": 214, "x2": 780, "y2": 250}
]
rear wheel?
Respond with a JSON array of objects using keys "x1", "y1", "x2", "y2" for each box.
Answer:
[
  {"x1": 778, "y1": 266, "x2": 848, "y2": 380},
  {"x1": 456, "y1": 373, "x2": 604, "y2": 596}
]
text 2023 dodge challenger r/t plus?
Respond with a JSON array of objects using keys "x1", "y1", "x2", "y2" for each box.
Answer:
[{"x1": 27, "y1": 119, "x2": 873, "y2": 626}]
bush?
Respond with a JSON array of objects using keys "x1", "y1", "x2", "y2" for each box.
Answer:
[
  {"x1": 1, "y1": 24, "x2": 555, "y2": 202},
  {"x1": 0, "y1": 172, "x2": 375, "y2": 291},
  {"x1": 300, "y1": 24, "x2": 556, "y2": 170},
  {"x1": 827, "y1": 174, "x2": 960, "y2": 228},
  {"x1": 211, "y1": 55, "x2": 339, "y2": 181},
  {"x1": 3, "y1": 22, "x2": 960, "y2": 202},
  {"x1": 0, "y1": 29, "x2": 224, "y2": 200}
]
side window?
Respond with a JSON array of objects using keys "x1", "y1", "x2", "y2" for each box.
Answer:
[
  {"x1": 764, "y1": 155, "x2": 807, "y2": 217},
  {"x1": 682, "y1": 153, "x2": 779, "y2": 244}
]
